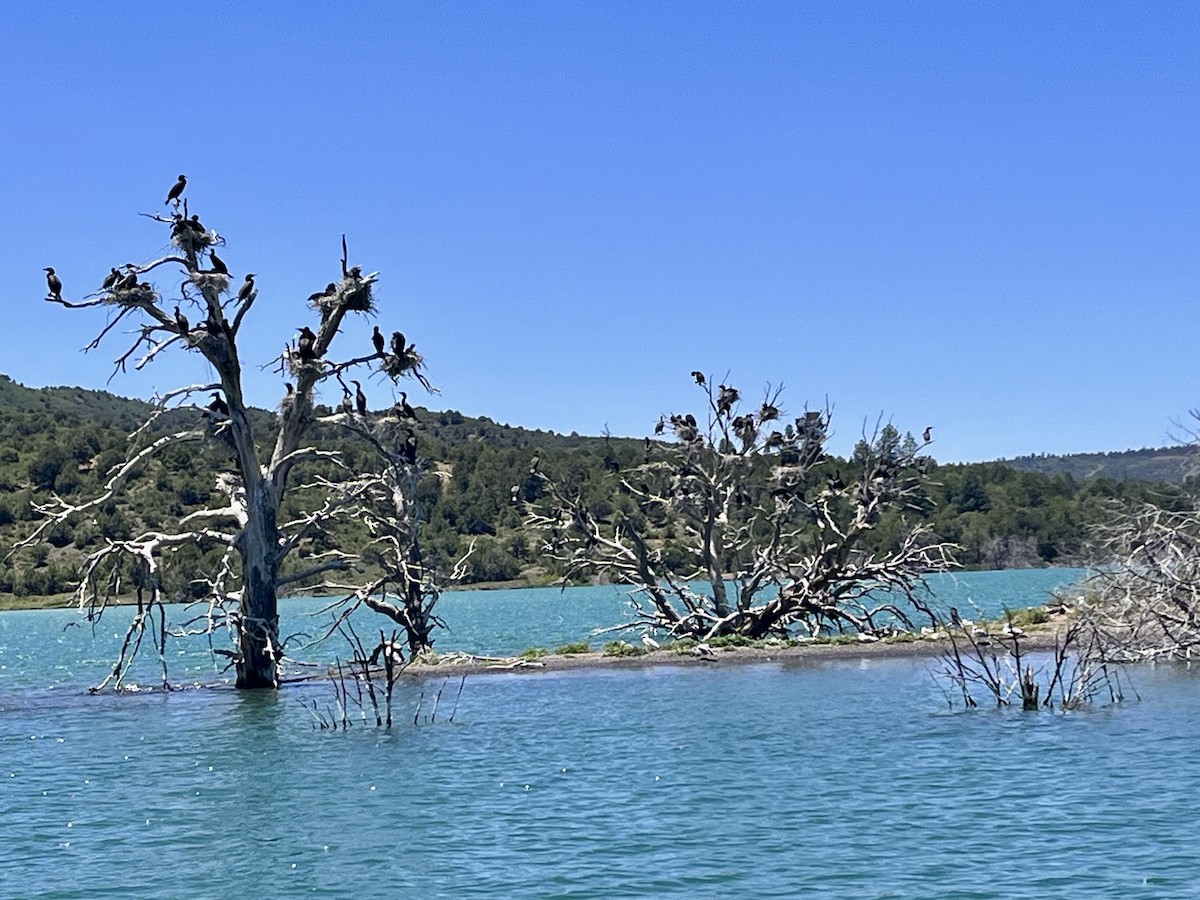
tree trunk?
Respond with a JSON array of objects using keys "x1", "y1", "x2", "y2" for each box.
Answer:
[{"x1": 236, "y1": 488, "x2": 281, "y2": 689}]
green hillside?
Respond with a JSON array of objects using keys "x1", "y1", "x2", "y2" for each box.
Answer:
[{"x1": 0, "y1": 375, "x2": 1191, "y2": 601}]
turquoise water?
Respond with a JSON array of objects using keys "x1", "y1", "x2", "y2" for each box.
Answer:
[{"x1": 6, "y1": 569, "x2": 1200, "y2": 897}]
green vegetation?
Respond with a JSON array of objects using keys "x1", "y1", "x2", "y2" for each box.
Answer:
[
  {"x1": 554, "y1": 641, "x2": 591, "y2": 655},
  {"x1": 518, "y1": 646, "x2": 550, "y2": 659},
  {"x1": 602, "y1": 640, "x2": 645, "y2": 658},
  {"x1": 0, "y1": 375, "x2": 1194, "y2": 603}
]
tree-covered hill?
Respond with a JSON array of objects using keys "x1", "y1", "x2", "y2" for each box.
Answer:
[
  {"x1": 0, "y1": 375, "x2": 1193, "y2": 599},
  {"x1": 1002, "y1": 446, "x2": 1195, "y2": 484}
]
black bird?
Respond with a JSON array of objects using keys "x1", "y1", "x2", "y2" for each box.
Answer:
[
  {"x1": 348, "y1": 265, "x2": 362, "y2": 279},
  {"x1": 340, "y1": 388, "x2": 354, "y2": 416},
  {"x1": 279, "y1": 383, "x2": 294, "y2": 410},
  {"x1": 44, "y1": 267, "x2": 62, "y2": 301},
  {"x1": 297, "y1": 326, "x2": 317, "y2": 361},
  {"x1": 306, "y1": 283, "x2": 336, "y2": 305},
  {"x1": 717, "y1": 384, "x2": 740, "y2": 416},
  {"x1": 208, "y1": 250, "x2": 229, "y2": 276},
  {"x1": 173, "y1": 305, "x2": 190, "y2": 333},
  {"x1": 390, "y1": 331, "x2": 406, "y2": 356},
  {"x1": 396, "y1": 391, "x2": 417, "y2": 422},
  {"x1": 372, "y1": 326, "x2": 385, "y2": 355},
  {"x1": 165, "y1": 174, "x2": 187, "y2": 206},
  {"x1": 118, "y1": 270, "x2": 138, "y2": 291},
  {"x1": 101, "y1": 267, "x2": 121, "y2": 290},
  {"x1": 691, "y1": 371, "x2": 705, "y2": 386},
  {"x1": 654, "y1": 417, "x2": 665, "y2": 435},
  {"x1": 949, "y1": 606, "x2": 962, "y2": 627},
  {"x1": 206, "y1": 392, "x2": 229, "y2": 416},
  {"x1": 923, "y1": 426, "x2": 933, "y2": 443},
  {"x1": 401, "y1": 431, "x2": 418, "y2": 464},
  {"x1": 352, "y1": 380, "x2": 368, "y2": 416},
  {"x1": 238, "y1": 274, "x2": 255, "y2": 303},
  {"x1": 186, "y1": 214, "x2": 206, "y2": 234}
]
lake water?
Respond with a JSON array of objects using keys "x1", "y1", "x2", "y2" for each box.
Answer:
[{"x1": 5, "y1": 568, "x2": 1200, "y2": 897}]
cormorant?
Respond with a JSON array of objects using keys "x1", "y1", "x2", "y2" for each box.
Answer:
[
  {"x1": 372, "y1": 326, "x2": 385, "y2": 355},
  {"x1": 307, "y1": 283, "x2": 336, "y2": 304},
  {"x1": 206, "y1": 392, "x2": 229, "y2": 416},
  {"x1": 352, "y1": 380, "x2": 367, "y2": 416},
  {"x1": 297, "y1": 326, "x2": 317, "y2": 361},
  {"x1": 654, "y1": 417, "x2": 665, "y2": 435},
  {"x1": 173, "y1": 305, "x2": 190, "y2": 333},
  {"x1": 44, "y1": 267, "x2": 62, "y2": 301},
  {"x1": 165, "y1": 174, "x2": 187, "y2": 206},
  {"x1": 691, "y1": 371, "x2": 705, "y2": 385},
  {"x1": 118, "y1": 270, "x2": 138, "y2": 291},
  {"x1": 340, "y1": 388, "x2": 354, "y2": 417},
  {"x1": 401, "y1": 432, "x2": 418, "y2": 464},
  {"x1": 208, "y1": 250, "x2": 229, "y2": 276},
  {"x1": 717, "y1": 384, "x2": 739, "y2": 415},
  {"x1": 101, "y1": 268, "x2": 121, "y2": 290},
  {"x1": 279, "y1": 383, "x2": 294, "y2": 411},
  {"x1": 348, "y1": 266, "x2": 362, "y2": 279},
  {"x1": 923, "y1": 426, "x2": 932, "y2": 443},
  {"x1": 238, "y1": 274, "x2": 255, "y2": 303},
  {"x1": 760, "y1": 402, "x2": 780, "y2": 422},
  {"x1": 949, "y1": 606, "x2": 962, "y2": 627},
  {"x1": 390, "y1": 331, "x2": 406, "y2": 356},
  {"x1": 186, "y1": 214, "x2": 206, "y2": 234},
  {"x1": 396, "y1": 392, "x2": 417, "y2": 422}
]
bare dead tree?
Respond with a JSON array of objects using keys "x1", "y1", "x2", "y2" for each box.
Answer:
[
  {"x1": 17, "y1": 185, "x2": 431, "y2": 689},
  {"x1": 1077, "y1": 502, "x2": 1200, "y2": 661},
  {"x1": 529, "y1": 375, "x2": 956, "y2": 641},
  {"x1": 936, "y1": 611, "x2": 1128, "y2": 710}
]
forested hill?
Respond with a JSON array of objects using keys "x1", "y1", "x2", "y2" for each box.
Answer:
[
  {"x1": 1002, "y1": 446, "x2": 1195, "y2": 484},
  {"x1": 0, "y1": 375, "x2": 1193, "y2": 597}
]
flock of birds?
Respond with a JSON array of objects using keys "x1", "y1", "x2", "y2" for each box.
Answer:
[{"x1": 44, "y1": 174, "x2": 425, "y2": 464}]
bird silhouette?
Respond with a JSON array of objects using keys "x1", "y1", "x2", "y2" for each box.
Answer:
[
  {"x1": 372, "y1": 326, "x2": 385, "y2": 355},
  {"x1": 165, "y1": 174, "x2": 187, "y2": 206},
  {"x1": 43, "y1": 267, "x2": 62, "y2": 301},
  {"x1": 238, "y1": 274, "x2": 256, "y2": 303}
]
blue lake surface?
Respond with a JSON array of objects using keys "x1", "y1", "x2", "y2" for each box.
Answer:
[{"x1": 5, "y1": 568, "x2": 1200, "y2": 898}]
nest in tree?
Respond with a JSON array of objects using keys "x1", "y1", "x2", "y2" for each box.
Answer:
[
  {"x1": 283, "y1": 348, "x2": 324, "y2": 378},
  {"x1": 170, "y1": 223, "x2": 217, "y2": 255},
  {"x1": 382, "y1": 346, "x2": 425, "y2": 381},
  {"x1": 190, "y1": 271, "x2": 230, "y2": 294},
  {"x1": 308, "y1": 275, "x2": 376, "y2": 319},
  {"x1": 110, "y1": 284, "x2": 157, "y2": 307}
]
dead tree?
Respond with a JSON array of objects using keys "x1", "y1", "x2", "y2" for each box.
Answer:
[
  {"x1": 529, "y1": 375, "x2": 956, "y2": 641},
  {"x1": 937, "y1": 611, "x2": 1127, "y2": 710},
  {"x1": 1078, "y1": 502, "x2": 1200, "y2": 661},
  {"x1": 317, "y1": 406, "x2": 476, "y2": 660},
  {"x1": 18, "y1": 184, "x2": 430, "y2": 689}
]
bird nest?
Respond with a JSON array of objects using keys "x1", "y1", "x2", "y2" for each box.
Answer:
[
  {"x1": 190, "y1": 271, "x2": 230, "y2": 294},
  {"x1": 308, "y1": 276, "x2": 375, "y2": 318},
  {"x1": 109, "y1": 284, "x2": 158, "y2": 307},
  {"x1": 381, "y1": 347, "x2": 425, "y2": 381},
  {"x1": 283, "y1": 349, "x2": 323, "y2": 378},
  {"x1": 170, "y1": 218, "x2": 217, "y2": 255}
]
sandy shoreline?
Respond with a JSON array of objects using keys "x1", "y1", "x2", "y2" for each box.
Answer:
[{"x1": 347, "y1": 627, "x2": 1069, "y2": 683}]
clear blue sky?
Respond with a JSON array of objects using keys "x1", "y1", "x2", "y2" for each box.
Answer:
[{"x1": 3, "y1": 3, "x2": 1197, "y2": 462}]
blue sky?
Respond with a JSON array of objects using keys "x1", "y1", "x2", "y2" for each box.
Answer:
[{"x1": 3, "y1": 3, "x2": 1197, "y2": 462}]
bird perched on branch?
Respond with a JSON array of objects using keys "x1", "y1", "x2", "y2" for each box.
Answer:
[
  {"x1": 44, "y1": 267, "x2": 62, "y2": 301},
  {"x1": 238, "y1": 273, "x2": 255, "y2": 303},
  {"x1": 717, "y1": 384, "x2": 740, "y2": 416},
  {"x1": 117, "y1": 270, "x2": 139, "y2": 292},
  {"x1": 390, "y1": 331, "x2": 406, "y2": 356},
  {"x1": 340, "y1": 388, "x2": 354, "y2": 417},
  {"x1": 173, "y1": 305, "x2": 190, "y2": 334},
  {"x1": 208, "y1": 250, "x2": 229, "y2": 276},
  {"x1": 395, "y1": 392, "x2": 417, "y2": 422},
  {"x1": 101, "y1": 267, "x2": 121, "y2": 291},
  {"x1": 352, "y1": 380, "x2": 368, "y2": 416},
  {"x1": 297, "y1": 326, "x2": 317, "y2": 361},
  {"x1": 691, "y1": 371, "x2": 705, "y2": 385},
  {"x1": 372, "y1": 326, "x2": 385, "y2": 356},
  {"x1": 166, "y1": 175, "x2": 187, "y2": 206},
  {"x1": 923, "y1": 426, "x2": 932, "y2": 443},
  {"x1": 206, "y1": 392, "x2": 229, "y2": 416}
]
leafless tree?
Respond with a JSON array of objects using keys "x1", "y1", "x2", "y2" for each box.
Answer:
[
  {"x1": 18, "y1": 184, "x2": 432, "y2": 689},
  {"x1": 530, "y1": 375, "x2": 956, "y2": 641},
  {"x1": 1077, "y1": 502, "x2": 1200, "y2": 661},
  {"x1": 936, "y1": 611, "x2": 1128, "y2": 710}
]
